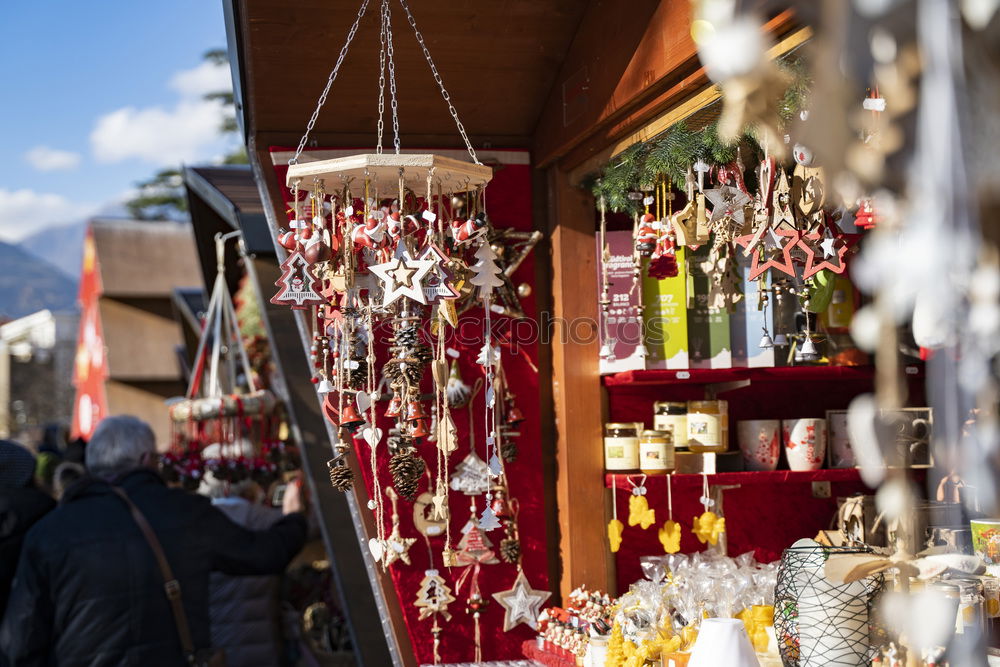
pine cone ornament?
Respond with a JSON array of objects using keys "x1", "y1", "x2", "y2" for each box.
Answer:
[
  {"x1": 347, "y1": 361, "x2": 368, "y2": 390},
  {"x1": 383, "y1": 359, "x2": 403, "y2": 383},
  {"x1": 328, "y1": 462, "x2": 354, "y2": 491},
  {"x1": 500, "y1": 438, "x2": 518, "y2": 463},
  {"x1": 395, "y1": 324, "x2": 420, "y2": 347},
  {"x1": 400, "y1": 361, "x2": 424, "y2": 386},
  {"x1": 388, "y1": 448, "x2": 425, "y2": 500},
  {"x1": 499, "y1": 537, "x2": 521, "y2": 564},
  {"x1": 387, "y1": 433, "x2": 413, "y2": 454},
  {"x1": 409, "y1": 344, "x2": 433, "y2": 365}
]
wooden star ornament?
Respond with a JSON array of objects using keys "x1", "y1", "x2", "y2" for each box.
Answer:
[
  {"x1": 798, "y1": 230, "x2": 849, "y2": 279},
  {"x1": 491, "y1": 569, "x2": 550, "y2": 632},
  {"x1": 735, "y1": 229, "x2": 801, "y2": 280},
  {"x1": 368, "y1": 247, "x2": 435, "y2": 307}
]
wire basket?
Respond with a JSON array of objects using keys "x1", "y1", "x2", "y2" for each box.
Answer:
[{"x1": 774, "y1": 545, "x2": 884, "y2": 667}]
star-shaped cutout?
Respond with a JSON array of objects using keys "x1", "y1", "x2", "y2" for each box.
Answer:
[
  {"x1": 704, "y1": 185, "x2": 751, "y2": 228},
  {"x1": 735, "y1": 229, "x2": 801, "y2": 280},
  {"x1": 368, "y1": 248, "x2": 435, "y2": 307},
  {"x1": 492, "y1": 570, "x2": 550, "y2": 632},
  {"x1": 798, "y1": 231, "x2": 849, "y2": 278}
]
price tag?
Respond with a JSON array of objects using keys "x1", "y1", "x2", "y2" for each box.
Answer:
[
  {"x1": 422, "y1": 210, "x2": 437, "y2": 223},
  {"x1": 676, "y1": 371, "x2": 691, "y2": 380},
  {"x1": 445, "y1": 348, "x2": 460, "y2": 358},
  {"x1": 643, "y1": 196, "x2": 655, "y2": 206},
  {"x1": 344, "y1": 206, "x2": 354, "y2": 216}
]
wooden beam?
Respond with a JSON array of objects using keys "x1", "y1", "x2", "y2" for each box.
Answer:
[
  {"x1": 546, "y1": 166, "x2": 611, "y2": 597},
  {"x1": 534, "y1": 3, "x2": 799, "y2": 170}
]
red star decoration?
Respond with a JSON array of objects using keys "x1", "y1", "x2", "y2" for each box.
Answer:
[
  {"x1": 735, "y1": 229, "x2": 801, "y2": 280},
  {"x1": 798, "y1": 231, "x2": 849, "y2": 278}
]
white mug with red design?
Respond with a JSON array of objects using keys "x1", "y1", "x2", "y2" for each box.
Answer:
[
  {"x1": 737, "y1": 420, "x2": 780, "y2": 471},
  {"x1": 783, "y1": 418, "x2": 827, "y2": 471}
]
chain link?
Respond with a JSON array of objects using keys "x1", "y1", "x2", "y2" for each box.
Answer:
[
  {"x1": 397, "y1": 0, "x2": 480, "y2": 164},
  {"x1": 384, "y1": 0, "x2": 400, "y2": 154},
  {"x1": 376, "y1": 0, "x2": 387, "y2": 154},
  {"x1": 290, "y1": 0, "x2": 372, "y2": 165}
]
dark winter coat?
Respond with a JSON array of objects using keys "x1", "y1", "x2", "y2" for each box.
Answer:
[
  {"x1": 208, "y1": 498, "x2": 284, "y2": 667},
  {"x1": 0, "y1": 485, "x2": 55, "y2": 620},
  {"x1": 0, "y1": 469, "x2": 307, "y2": 667}
]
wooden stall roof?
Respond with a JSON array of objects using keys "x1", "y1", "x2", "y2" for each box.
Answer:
[
  {"x1": 98, "y1": 298, "x2": 186, "y2": 382},
  {"x1": 234, "y1": 0, "x2": 589, "y2": 148},
  {"x1": 186, "y1": 166, "x2": 265, "y2": 217},
  {"x1": 90, "y1": 219, "x2": 200, "y2": 297}
]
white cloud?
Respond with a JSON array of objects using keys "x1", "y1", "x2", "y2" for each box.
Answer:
[
  {"x1": 90, "y1": 98, "x2": 230, "y2": 165},
  {"x1": 169, "y1": 60, "x2": 233, "y2": 99},
  {"x1": 0, "y1": 188, "x2": 99, "y2": 242},
  {"x1": 89, "y1": 60, "x2": 236, "y2": 166},
  {"x1": 24, "y1": 146, "x2": 82, "y2": 172}
]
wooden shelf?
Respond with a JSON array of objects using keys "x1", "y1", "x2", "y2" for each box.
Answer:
[
  {"x1": 603, "y1": 364, "x2": 924, "y2": 388},
  {"x1": 604, "y1": 468, "x2": 865, "y2": 488}
]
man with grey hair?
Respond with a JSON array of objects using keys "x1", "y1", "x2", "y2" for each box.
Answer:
[{"x1": 1, "y1": 416, "x2": 308, "y2": 666}]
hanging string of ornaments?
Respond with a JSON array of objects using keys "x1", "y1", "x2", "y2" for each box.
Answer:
[
  {"x1": 593, "y1": 55, "x2": 868, "y2": 364},
  {"x1": 269, "y1": 0, "x2": 546, "y2": 658}
]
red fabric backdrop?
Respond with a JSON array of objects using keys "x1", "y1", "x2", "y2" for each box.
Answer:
[{"x1": 271, "y1": 148, "x2": 548, "y2": 663}]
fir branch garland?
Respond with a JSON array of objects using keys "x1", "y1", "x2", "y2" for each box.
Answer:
[{"x1": 589, "y1": 57, "x2": 810, "y2": 214}]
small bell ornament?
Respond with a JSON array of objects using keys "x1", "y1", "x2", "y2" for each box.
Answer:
[
  {"x1": 339, "y1": 404, "x2": 366, "y2": 432},
  {"x1": 758, "y1": 328, "x2": 774, "y2": 350},
  {"x1": 799, "y1": 335, "x2": 819, "y2": 360},
  {"x1": 317, "y1": 378, "x2": 334, "y2": 394},
  {"x1": 385, "y1": 393, "x2": 403, "y2": 418},
  {"x1": 405, "y1": 400, "x2": 427, "y2": 422},
  {"x1": 409, "y1": 419, "x2": 431, "y2": 439},
  {"x1": 772, "y1": 332, "x2": 789, "y2": 347}
]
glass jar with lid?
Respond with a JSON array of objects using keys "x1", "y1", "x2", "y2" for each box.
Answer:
[
  {"x1": 686, "y1": 400, "x2": 729, "y2": 453},
  {"x1": 603, "y1": 423, "x2": 641, "y2": 471},
  {"x1": 653, "y1": 402, "x2": 688, "y2": 452},
  {"x1": 639, "y1": 429, "x2": 674, "y2": 474}
]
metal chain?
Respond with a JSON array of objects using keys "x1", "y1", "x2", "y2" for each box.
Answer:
[
  {"x1": 384, "y1": 0, "x2": 400, "y2": 153},
  {"x1": 290, "y1": 0, "x2": 371, "y2": 165},
  {"x1": 376, "y1": 0, "x2": 387, "y2": 154},
  {"x1": 396, "y1": 0, "x2": 480, "y2": 164}
]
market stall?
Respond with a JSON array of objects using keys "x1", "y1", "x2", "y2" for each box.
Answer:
[{"x1": 219, "y1": 0, "x2": 1000, "y2": 665}]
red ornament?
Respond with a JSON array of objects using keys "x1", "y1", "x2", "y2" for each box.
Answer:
[
  {"x1": 271, "y1": 251, "x2": 325, "y2": 309},
  {"x1": 798, "y1": 231, "x2": 849, "y2": 278},
  {"x1": 735, "y1": 229, "x2": 801, "y2": 280}
]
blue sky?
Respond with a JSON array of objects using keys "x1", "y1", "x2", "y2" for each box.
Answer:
[{"x1": 0, "y1": 1, "x2": 238, "y2": 243}]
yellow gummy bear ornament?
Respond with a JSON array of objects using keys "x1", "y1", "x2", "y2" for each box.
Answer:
[
  {"x1": 607, "y1": 518, "x2": 625, "y2": 553},
  {"x1": 691, "y1": 510, "x2": 725, "y2": 545},
  {"x1": 627, "y1": 494, "x2": 656, "y2": 529},
  {"x1": 658, "y1": 520, "x2": 682, "y2": 553}
]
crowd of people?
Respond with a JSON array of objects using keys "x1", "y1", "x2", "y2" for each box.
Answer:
[{"x1": 0, "y1": 416, "x2": 311, "y2": 666}]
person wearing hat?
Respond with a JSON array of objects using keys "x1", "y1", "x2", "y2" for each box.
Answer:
[{"x1": 0, "y1": 440, "x2": 56, "y2": 623}]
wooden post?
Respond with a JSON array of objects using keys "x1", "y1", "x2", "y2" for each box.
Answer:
[{"x1": 546, "y1": 166, "x2": 613, "y2": 597}]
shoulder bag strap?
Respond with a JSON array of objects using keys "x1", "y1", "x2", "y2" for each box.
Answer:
[{"x1": 111, "y1": 486, "x2": 197, "y2": 661}]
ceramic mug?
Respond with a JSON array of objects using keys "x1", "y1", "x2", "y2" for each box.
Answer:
[
  {"x1": 737, "y1": 420, "x2": 781, "y2": 471},
  {"x1": 970, "y1": 519, "x2": 1000, "y2": 566},
  {"x1": 783, "y1": 419, "x2": 827, "y2": 471}
]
